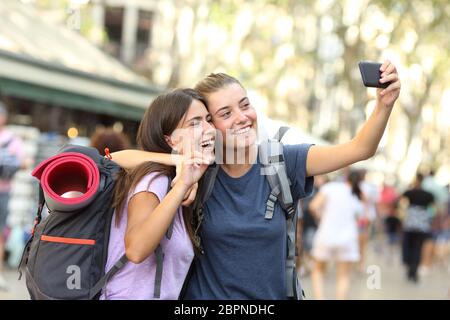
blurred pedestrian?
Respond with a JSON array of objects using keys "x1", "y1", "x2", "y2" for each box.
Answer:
[
  {"x1": 0, "y1": 102, "x2": 26, "y2": 291},
  {"x1": 377, "y1": 182, "x2": 401, "y2": 263},
  {"x1": 400, "y1": 173, "x2": 435, "y2": 283},
  {"x1": 432, "y1": 199, "x2": 450, "y2": 272},
  {"x1": 419, "y1": 169, "x2": 449, "y2": 276},
  {"x1": 358, "y1": 169, "x2": 379, "y2": 272},
  {"x1": 296, "y1": 175, "x2": 327, "y2": 276},
  {"x1": 90, "y1": 127, "x2": 131, "y2": 156},
  {"x1": 309, "y1": 169, "x2": 365, "y2": 300}
]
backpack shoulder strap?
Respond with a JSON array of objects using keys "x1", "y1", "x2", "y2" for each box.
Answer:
[
  {"x1": 165, "y1": 177, "x2": 175, "y2": 239},
  {"x1": 153, "y1": 245, "x2": 164, "y2": 298},
  {"x1": 89, "y1": 254, "x2": 128, "y2": 300},
  {"x1": 260, "y1": 126, "x2": 303, "y2": 299},
  {"x1": 259, "y1": 127, "x2": 294, "y2": 219},
  {"x1": 192, "y1": 163, "x2": 219, "y2": 253},
  {"x1": 194, "y1": 163, "x2": 220, "y2": 207},
  {"x1": 90, "y1": 244, "x2": 167, "y2": 300},
  {"x1": 153, "y1": 177, "x2": 177, "y2": 299},
  {"x1": 273, "y1": 126, "x2": 290, "y2": 141},
  {"x1": 18, "y1": 184, "x2": 46, "y2": 280}
]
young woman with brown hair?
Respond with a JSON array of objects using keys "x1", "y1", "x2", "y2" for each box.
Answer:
[{"x1": 100, "y1": 88, "x2": 215, "y2": 299}]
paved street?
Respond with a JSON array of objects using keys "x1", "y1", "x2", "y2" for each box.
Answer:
[
  {"x1": 1, "y1": 240, "x2": 449, "y2": 300},
  {"x1": 0, "y1": 268, "x2": 29, "y2": 300},
  {"x1": 300, "y1": 240, "x2": 450, "y2": 300}
]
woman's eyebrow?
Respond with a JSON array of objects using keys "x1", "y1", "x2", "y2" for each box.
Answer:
[
  {"x1": 214, "y1": 106, "x2": 230, "y2": 115},
  {"x1": 239, "y1": 97, "x2": 249, "y2": 104},
  {"x1": 185, "y1": 116, "x2": 203, "y2": 123},
  {"x1": 214, "y1": 98, "x2": 248, "y2": 115}
]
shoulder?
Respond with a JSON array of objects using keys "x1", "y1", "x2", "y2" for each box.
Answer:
[
  {"x1": 282, "y1": 144, "x2": 314, "y2": 171},
  {"x1": 131, "y1": 172, "x2": 170, "y2": 200},
  {"x1": 283, "y1": 143, "x2": 314, "y2": 157}
]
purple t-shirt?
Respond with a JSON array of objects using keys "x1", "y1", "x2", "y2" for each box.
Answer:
[{"x1": 100, "y1": 172, "x2": 194, "y2": 300}]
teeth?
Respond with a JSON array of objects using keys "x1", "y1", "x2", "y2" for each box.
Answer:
[
  {"x1": 234, "y1": 126, "x2": 250, "y2": 135},
  {"x1": 201, "y1": 139, "x2": 214, "y2": 148}
]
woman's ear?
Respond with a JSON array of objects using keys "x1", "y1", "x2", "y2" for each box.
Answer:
[
  {"x1": 164, "y1": 135, "x2": 174, "y2": 148},
  {"x1": 165, "y1": 134, "x2": 182, "y2": 153}
]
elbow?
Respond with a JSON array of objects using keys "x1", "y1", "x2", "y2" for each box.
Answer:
[
  {"x1": 125, "y1": 248, "x2": 145, "y2": 264},
  {"x1": 360, "y1": 149, "x2": 376, "y2": 161},
  {"x1": 125, "y1": 237, "x2": 157, "y2": 264},
  {"x1": 357, "y1": 141, "x2": 377, "y2": 161},
  {"x1": 125, "y1": 241, "x2": 146, "y2": 264},
  {"x1": 353, "y1": 137, "x2": 376, "y2": 161},
  {"x1": 365, "y1": 148, "x2": 377, "y2": 160}
]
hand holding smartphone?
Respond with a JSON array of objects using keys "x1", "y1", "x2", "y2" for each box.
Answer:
[{"x1": 359, "y1": 61, "x2": 390, "y2": 88}]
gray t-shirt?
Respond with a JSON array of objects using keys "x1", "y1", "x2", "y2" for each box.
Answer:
[{"x1": 185, "y1": 144, "x2": 313, "y2": 299}]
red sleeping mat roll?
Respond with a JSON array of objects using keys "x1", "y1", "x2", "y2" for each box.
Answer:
[{"x1": 31, "y1": 152, "x2": 100, "y2": 212}]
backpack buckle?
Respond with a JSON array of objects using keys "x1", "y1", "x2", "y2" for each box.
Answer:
[{"x1": 286, "y1": 206, "x2": 295, "y2": 218}]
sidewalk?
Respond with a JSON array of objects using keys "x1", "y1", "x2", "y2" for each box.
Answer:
[
  {"x1": 0, "y1": 267, "x2": 29, "y2": 300},
  {"x1": 300, "y1": 240, "x2": 450, "y2": 300},
  {"x1": 1, "y1": 239, "x2": 449, "y2": 300}
]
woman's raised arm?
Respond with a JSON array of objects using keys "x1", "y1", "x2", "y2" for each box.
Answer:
[
  {"x1": 306, "y1": 60, "x2": 400, "y2": 177},
  {"x1": 110, "y1": 150, "x2": 181, "y2": 169}
]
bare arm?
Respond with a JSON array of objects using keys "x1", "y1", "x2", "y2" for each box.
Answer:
[
  {"x1": 125, "y1": 156, "x2": 208, "y2": 263},
  {"x1": 306, "y1": 60, "x2": 401, "y2": 177},
  {"x1": 110, "y1": 150, "x2": 180, "y2": 169},
  {"x1": 125, "y1": 182, "x2": 189, "y2": 264},
  {"x1": 111, "y1": 149, "x2": 210, "y2": 207}
]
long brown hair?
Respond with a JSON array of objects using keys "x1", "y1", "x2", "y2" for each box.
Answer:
[
  {"x1": 112, "y1": 88, "x2": 207, "y2": 248},
  {"x1": 347, "y1": 170, "x2": 363, "y2": 200}
]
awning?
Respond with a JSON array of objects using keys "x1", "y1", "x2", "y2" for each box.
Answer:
[{"x1": 0, "y1": 1, "x2": 161, "y2": 120}]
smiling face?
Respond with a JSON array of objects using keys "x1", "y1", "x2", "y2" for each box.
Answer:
[
  {"x1": 169, "y1": 98, "x2": 216, "y2": 159},
  {"x1": 138, "y1": 88, "x2": 216, "y2": 165},
  {"x1": 206, "y1": 83, "x2": 258, "y2": 151}
]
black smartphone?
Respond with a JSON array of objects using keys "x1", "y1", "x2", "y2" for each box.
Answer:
[{"x1": 358, "y1": 61, "x2": 389, "y2": 88}]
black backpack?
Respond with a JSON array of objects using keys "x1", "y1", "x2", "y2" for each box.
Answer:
[
  {"x1": 19, "y1": 144, "x2": 173, "y2": 300},
  {"x1": 18, "y1": 145, "x2": 124, "y2": 299}
]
